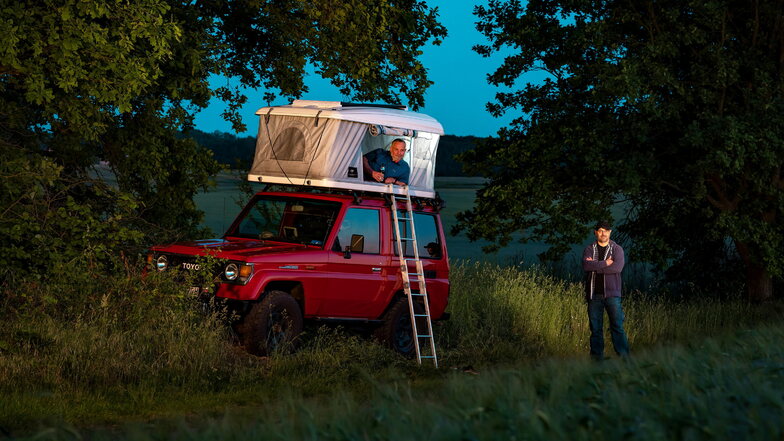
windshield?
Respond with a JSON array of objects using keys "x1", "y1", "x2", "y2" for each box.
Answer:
[{"x1": 227, "y1": 196, "x2": 341, "y2": 247}]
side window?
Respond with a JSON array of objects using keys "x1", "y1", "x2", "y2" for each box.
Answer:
[
  {"x1": 396, "y1": 212, "x2": 442, "y2": 259},
  {"x1": 336, "y1": 208, "x2": 380, "y2": 254}
]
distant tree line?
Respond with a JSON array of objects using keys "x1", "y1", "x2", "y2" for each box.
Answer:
[
  {"x1": 434, "y1": 135, "x2": 483, "y2": 177},
  {"x1": 186, "y1": 129, "x2": 482, "y2": 177}
]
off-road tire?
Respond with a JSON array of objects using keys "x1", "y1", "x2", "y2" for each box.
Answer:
[
  {"x1": 375, "y1": 297, "x2": 425, "y2": 357},
  {"x1": 235, "y1": 290, "x2": 303, "y2": 356}
]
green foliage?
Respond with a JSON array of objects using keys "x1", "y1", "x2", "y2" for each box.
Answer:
[
  {"x1": 194, "y1": 0, "x2": 447, "y2": 127},
  {"x1": 0, "y1": 0, "x2": 445, "y2": 287},
  {"x1": 458, "y1": 0, "x2": 784, "y2": 300},
  {"x1": 0, "y1": 149, "x2": 144, "y2": 286}
]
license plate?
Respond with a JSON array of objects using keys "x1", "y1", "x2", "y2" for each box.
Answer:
[{"x1": 187, "y1": 286, "x2": 201, "y2": 296}]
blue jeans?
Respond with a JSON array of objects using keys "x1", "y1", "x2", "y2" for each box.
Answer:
[{"x1": 588, "y1": 296, "x2": 630, "y2": 360}]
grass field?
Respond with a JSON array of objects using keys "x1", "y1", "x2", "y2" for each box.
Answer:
[{"x1": 2, "y1": 262, "x2": 782, "y2": 440}]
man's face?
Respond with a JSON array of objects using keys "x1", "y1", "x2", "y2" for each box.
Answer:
[
  {"x1": 390, "y1": 141, "x2": 406, "y2": 163},
  {"x1": 595, "y1": 228, "x2": 612, "y2": 244}
]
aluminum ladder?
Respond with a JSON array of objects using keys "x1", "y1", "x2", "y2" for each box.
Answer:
[{"x1": 389, "y1": 184, "x2": 438, "y2": 367}]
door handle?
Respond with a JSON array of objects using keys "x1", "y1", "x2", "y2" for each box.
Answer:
[{"x1": 372, "y1": 267, "x2": 381, "y2": 272}]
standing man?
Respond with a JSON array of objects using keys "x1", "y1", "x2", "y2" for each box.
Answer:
[
  {"x1": 583, "y1": 221, "x2": 629, "y2": 360},
  {"x1": 363, "y1": 138, "x2": 410, "y2": 186}
]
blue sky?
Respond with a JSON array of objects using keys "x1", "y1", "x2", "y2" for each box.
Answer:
[{"x1": 193, "y1": 1, "x2": 520, "y2": 138}]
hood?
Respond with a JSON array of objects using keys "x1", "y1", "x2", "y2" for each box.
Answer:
[{"x1": 152, "y1": 238, "x2": 316, "y2": 259}]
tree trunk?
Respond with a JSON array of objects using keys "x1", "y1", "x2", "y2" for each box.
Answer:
[
  {"x1": 746, "y1": 262, "x2": 773, "y2": 302},
  {"x1": 735, "y1": 240, "x2": 774, "y2": 302}
]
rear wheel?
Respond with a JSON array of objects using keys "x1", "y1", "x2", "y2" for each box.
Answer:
[
  {"x1": 375, "y1": 297, "x2": 424, "y2": 357},
  {"x1": 235, "y1": 290, "x2": 303, "y2": 356}
]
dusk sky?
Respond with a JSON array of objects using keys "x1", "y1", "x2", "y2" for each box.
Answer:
[{"x1": 194, "y1": 1, "x2": 532, "y2": 138}]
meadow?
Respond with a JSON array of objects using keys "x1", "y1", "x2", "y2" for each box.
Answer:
[{"x1": 1, "y1": 262, "x2": 782, "y2": 440}]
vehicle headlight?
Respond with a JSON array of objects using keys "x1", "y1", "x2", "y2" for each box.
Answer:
[
  {"x1": 224, "y1": 263, "x2": 239, "y2": 281},
  {"x1": 155, "y1": 255, "x2": 168, "y2": 271},
  {"x1": 223, "y1": 262, "x2": 253, "y2": 284}
]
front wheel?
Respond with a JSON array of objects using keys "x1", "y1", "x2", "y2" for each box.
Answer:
[
  {"x1": 374, "y1": 297, "x2": 424, "y2": 357},
  {"x1": 235, "y1": 290, "x2": 303, "y2": 356}
]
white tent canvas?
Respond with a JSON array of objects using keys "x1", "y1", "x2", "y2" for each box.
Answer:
[{"x1": 247, "y1": 101, "x2": 443, "y2": 198}]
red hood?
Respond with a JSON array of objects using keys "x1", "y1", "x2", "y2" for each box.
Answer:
[{"x1": 152, "y1": 238, "x2": 316, "y2": 259}]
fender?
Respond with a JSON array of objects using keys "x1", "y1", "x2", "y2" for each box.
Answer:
[{"x1": 216, "y1": 268, "x2": 328, "y2": 315}]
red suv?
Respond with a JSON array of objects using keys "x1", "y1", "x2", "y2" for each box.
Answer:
[{"x1": 148, "y1": 188, "x2": 450, "y2": 356}]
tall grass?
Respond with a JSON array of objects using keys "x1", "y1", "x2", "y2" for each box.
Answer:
[
  {"x1": 1, "y1": 273, "x2": 240, "y2": 390},
  {"x1": 1, "y1": 261, "x2": 782, "y2": 437},
  {"x1": 441, "y1": 261, "x2": 775, "y2": 364},
  {"x1": 20, "y1": 323, "x2": 784, "y2": 441},
  {"x1": 0, "y1": 271, "x2": 257, "y2": 430},
  {"x1": 441, "y1": 262, "x2": 582, "y2": 361}
]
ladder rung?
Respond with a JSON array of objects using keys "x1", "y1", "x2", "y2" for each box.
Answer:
[
  {"x1": 398, "y1": 217, "x2": 411, "y2": 221},
  {"x1": 417, "y1": 334, "x2": 432, "y2": 338},
  {"x1": 409, "y1": 293, "x2": 426, "y2": 296},
  {"x1": 419, "y1": 356, "x2": 436, "y2": 359},
  {"x1": 400, "y1": 237, "x2": 414, "y2": 241},
  {"x1": 408, "y1": 273, "x2": 423, "y2": 276},
  {"x1": 413, "y1": 314, "x2": 429, "y2": 317}
]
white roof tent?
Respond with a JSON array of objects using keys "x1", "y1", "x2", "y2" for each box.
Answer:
[{"x1": 248, "y1": 100, "x2": 444, "y2": 198}]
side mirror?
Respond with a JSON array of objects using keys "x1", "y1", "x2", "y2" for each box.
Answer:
[
  {"x1": 350, "y1": 234, "x2": 365, "y2": 253},
  {"x1": 343, "y1": 246, "x2": 351, "y2": 259}
]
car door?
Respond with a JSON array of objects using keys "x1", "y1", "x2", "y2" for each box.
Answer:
[
  {"x1": 390, "y1": 210, "x2": 449, "y2": 313},
  {"x1": 322, "y1": 207, "x2": 389, "y2": 318}
]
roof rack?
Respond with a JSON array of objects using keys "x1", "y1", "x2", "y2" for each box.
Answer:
[{"x1": 258, "y1": 183, "x2": 446, "y2": 211}]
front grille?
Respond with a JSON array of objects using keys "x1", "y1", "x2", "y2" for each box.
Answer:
[
  {"x1": 155, "y1": 253, "x2": 224, "y2": 280},
  {"x1": 152, "y1": 252, "x2": 253, "y2": 287}
]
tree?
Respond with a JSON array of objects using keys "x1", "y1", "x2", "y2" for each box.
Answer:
[
  {"x1": 0, "y1": 0, "x2": 446, "y2": 284},
  {"x1": 457, "y1": 0, "x2": 784, "y2": 301}
]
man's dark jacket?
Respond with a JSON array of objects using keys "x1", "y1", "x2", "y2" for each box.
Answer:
[{"x1": 582, "y1": 240, "x2": 625, "y2": 300}]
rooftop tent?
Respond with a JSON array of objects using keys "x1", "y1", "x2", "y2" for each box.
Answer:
[{"x1": 247, "y1": 100, "x2": 444, "y2": 198}]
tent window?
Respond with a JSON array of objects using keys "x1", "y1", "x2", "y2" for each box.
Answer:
[
  {"x1": 272, "y1": 127, "x2": 306, "y2": 161},
  {"x1": 412, "y1": 135, "x2": 433, "y2": 160}
]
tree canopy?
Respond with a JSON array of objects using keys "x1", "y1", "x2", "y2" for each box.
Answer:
[
  {"x1": 457, "y1": 0, "x2": 784, "y2": 301},
  {"x1": 0, "y1": 0, "x2": 445, "y2": 283}
]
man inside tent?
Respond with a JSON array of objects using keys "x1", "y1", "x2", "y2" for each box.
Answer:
[{"x1": 363, "y1": 138, "x2": 410, "y2": 186}]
